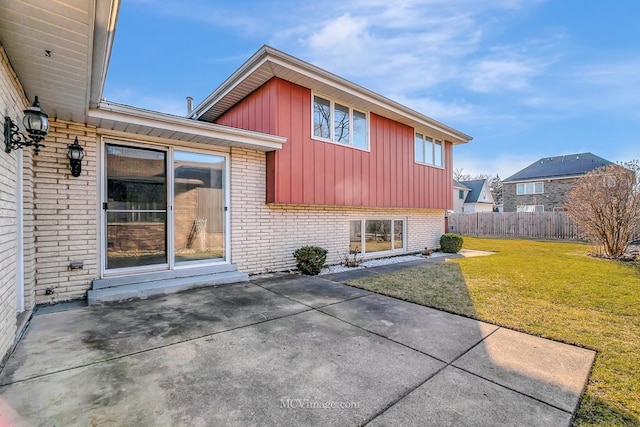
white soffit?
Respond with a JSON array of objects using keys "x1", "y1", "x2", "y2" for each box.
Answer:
[
  {"x1": 0, "y1": 0, "x2": 118, "y2": 122},
  {"x1": 88, "y1": 102, "x2": 286, "y2": 152},
  {"x1": 192, "y1": 46, "x2": 473, "y2": 145}
]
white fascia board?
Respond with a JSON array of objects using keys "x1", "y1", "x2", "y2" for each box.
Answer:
[
  {"x1": 191, "y1": 46, "x2": 472, "y2": 144},
  {"x1": 190, "y1": 47, "x2": 271, "y2": 119},
  {"x1": 89, "y1": 0, "x2": 121, "y2": 108},
  {"x1": 90, "y1": 102, "x2": 286, "y2": 150}
]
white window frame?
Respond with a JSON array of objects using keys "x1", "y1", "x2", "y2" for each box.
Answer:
[
  {"x1": 311, "y1": 92, "x2": 370, "y2": 151},
  {"x1": 516, "y1": 205, "x2": 544, "y2": 213},
  {"x1": 516, "y1": 182, "x2": 544, "y2": 195},
  {"x1": 350, "y1": 218, "x2": 406, "y2": 255},
  {"x1": 414, "y1": 132, "x2": 444, "y2": 168}
]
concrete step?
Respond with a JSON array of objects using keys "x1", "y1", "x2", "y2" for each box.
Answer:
[
  {"x1": 87, "y1": 271, "x2": 249, "y2": 305},
  {"x1": 92, "y1": 264, "x2": 239, "y2": 290}
]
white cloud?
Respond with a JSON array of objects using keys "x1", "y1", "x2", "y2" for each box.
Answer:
[
  {"x1": 511, "y1": 58, "x2": 640, "y2": 118},
  {"x1": 268, "y1": 0, "x2": 555, "y2": 122},
  {"x1": 468, "y1": 59, "x2": 536, "y2": 92},
  {"x1": 308, "y1": 14, "x2": 371, "y2": 52}
]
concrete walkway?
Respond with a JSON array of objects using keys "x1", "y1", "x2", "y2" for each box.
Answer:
[{"x1": 0, "y1": 265, "x2": 595, "y2": 426}]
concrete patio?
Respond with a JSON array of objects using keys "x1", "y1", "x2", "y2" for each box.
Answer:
[{"x1": 0, "y1": 270, "x2": 595, "y2": 426}]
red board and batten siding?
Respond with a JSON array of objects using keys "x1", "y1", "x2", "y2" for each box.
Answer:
[{"x1": 216, "y1": 78, "x2": 454, "y2": 210}]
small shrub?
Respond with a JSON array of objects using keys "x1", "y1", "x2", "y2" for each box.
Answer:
[
  {"x1": 440, "y1": 233, "x2": 463, "y2": 253},
  {"x1": 343, "y1": 247, "x2": 363, "y2": 267},
  {"x1": 293, "y1": 246, "x2": 328, "y2": 275}
]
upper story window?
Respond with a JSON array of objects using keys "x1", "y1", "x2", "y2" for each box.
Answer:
[
  {"x1": 458, "y1": 190, "x2": 465, "y2": 199},
  {"x1": 516, "y1": 182, "x2": 544, "y2": 195},
  {"x1": 313, "y1": 94, "x2": 368, "y2": 150},
  {"x1": 414, "y1": 133, "x2": 443, "y2": 167}
]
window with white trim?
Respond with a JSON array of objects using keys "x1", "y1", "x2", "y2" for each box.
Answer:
[
  {"x1": 415, "y1": 133, "x2": 443, "y2": 167},
  {"x1": 349, "y1": 219, "x2": 405, "y2": 254},
  {"x1": 516, "y1": 182, "x2": 544, "y2": 195},
  {"x1": 313, "y1": 94, "x2": 368, "y2": 149},
  {"x1": 517, "y1": 205, "x2": 544, "y2": 212}
]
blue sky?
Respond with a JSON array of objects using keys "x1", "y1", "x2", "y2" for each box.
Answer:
[{"x1": 104, "y1": 0, "x2": 640, "y2": 179}]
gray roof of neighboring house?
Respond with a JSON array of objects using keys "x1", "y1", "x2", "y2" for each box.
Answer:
[
  {"x1": 503, "y1": 152, "x2": 613, "y2": 182},
  {"x1": 459, "y1": 179, "x2": 488, "y2": 203},
  {"x1": 453, "y1": 180, "x2": 471, "y2": 190}
]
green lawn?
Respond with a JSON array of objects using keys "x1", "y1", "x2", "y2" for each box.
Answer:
[{"x1": 346, "y1": 237, "x2": 640, "y2": 426}]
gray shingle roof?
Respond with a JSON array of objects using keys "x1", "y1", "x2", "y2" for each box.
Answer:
[
  {"x1": 453, "y1": 180, "x2": 471, "y2": 190},
  {"x1": 459, "y1": 179, "x2": 487, "y2": 203},
  {"x1": 503, "y1": 152, "x2": 612, "y2": 182}
]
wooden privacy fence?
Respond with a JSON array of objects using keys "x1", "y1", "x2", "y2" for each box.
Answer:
[{"x1": 448, "y1": 212, "x2": 585, "y2": 240}]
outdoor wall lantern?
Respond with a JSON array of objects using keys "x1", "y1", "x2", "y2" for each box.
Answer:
[
  {"x1": 4, "y1": 96, "x2": 49, "y2": 155},
  {"x1": 67, "y1": 136, "x2": 84, "y2": 177}
]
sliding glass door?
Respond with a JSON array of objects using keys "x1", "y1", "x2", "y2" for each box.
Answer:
[
  {"x1": 104, "y1": 142, "x2": 227, "y2": 274},
  {"x1": 105, "y1": 144, "x2": 167, "y2": 270},
  {"x1": 173, "y1": 151, "x2": 226, "y2": 265}
]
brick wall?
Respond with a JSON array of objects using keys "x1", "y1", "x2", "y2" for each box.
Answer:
[
  {"x1": 28, "y1": 134, "x2": 444, "y2": 300},
  {"x1": 22, "y1": 147, "x2": 36, "y2": 309},
  {"x1": 0, "y1": 45, "x2": 28, "y2": 361},
  {"x1": 230, "y1": 147, "x2": 444, "y2": 274},
  {"x1": 503, "y1": 178, "x2": 578, "y2": 212},
  {"x1": 33, "y1": 120, "x2": 98, "y2": 303}
]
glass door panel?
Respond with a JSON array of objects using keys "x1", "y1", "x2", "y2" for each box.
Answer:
[
  {"x1": 174, "y1": 151, "x2": 225, "y2": 264},
  {"x1": 105, "y1": 145, "x2": 167, "y2": 270}
]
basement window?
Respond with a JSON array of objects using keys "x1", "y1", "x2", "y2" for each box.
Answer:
[{"x1": 350, "y1": 219, "x2": 405, "y2": 254}]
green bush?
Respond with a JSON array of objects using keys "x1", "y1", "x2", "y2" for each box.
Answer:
[
  {"x1": 440, "y1": 233, "x2": 463, "y2": 253},
  {"x1": 293, "y1": 246, "x2": 328, "y2": 275}
]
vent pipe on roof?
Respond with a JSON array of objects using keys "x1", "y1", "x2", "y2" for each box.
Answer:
[{"x1": 186, "y1": 96, "x2": 194, "y2": 115}]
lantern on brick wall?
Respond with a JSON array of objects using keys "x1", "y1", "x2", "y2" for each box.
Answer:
[
  {"x1": 4, "y1": 96, "x2": 49, "y2": 155},
  {"x1": 67, "y1": 136, "x2": 84, "y2": 177}
]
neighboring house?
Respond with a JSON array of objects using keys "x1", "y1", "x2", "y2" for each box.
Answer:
[
  {"x1": 456, "y1": 179, "x2": 495, "y2": 212},
  {"x1": 452, "y1": 180, "x2": 471, "y2": 213},
  {"x1": 502, "y1": 152, "x2": 612, "y2": 212},
  {"x1": 0, "y1": 1, "x2": 472, "y2": 361}
]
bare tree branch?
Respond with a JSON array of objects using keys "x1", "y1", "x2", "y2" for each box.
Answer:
[{"x1": 566, "y1": 164, "x2": 640, "y2": 258}]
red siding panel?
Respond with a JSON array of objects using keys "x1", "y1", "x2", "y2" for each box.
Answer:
[
  {"x1": 324, "y1": 143, "x2": 335, "y2": 205},
  {"x1": 215, "y1": 77, "x2": 453, "y2": 209},
  {"x1": 389, "y1": 122, "x2": 397, "y2": 207},
  {"x1": 313, "y1": 142, "x2": 325, "y2": 205},
  {"x1": 343, "y1": 148, "x2": 353, "y2": 206},
  {"x1": 361, "y1": 149, "x2": 369, "y2": 206}
]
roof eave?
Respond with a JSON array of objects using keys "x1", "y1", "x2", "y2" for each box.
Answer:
[
  {"x1": 503, "y1": 174, "x2": 588, "y2": 183},
  {"x1": 190, "y1": 45, "x2": 472, "y2": 145},
  {"x1": 89, "y1": 0, "x2": 121, "y2": 109},
  {"x1": 88, "y1": 101, "x2": 287, "y2": 152}
]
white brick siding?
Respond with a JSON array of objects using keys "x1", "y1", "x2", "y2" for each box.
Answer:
[
  {"x1": 0, "y1": 44, "x2": 29, "y2": 361},
  {"x1": 33, "y1": 120, "x2": 98, "y2": 304},
  {"x1": 230, "y1": 147, "x2": 444, "y2": 274},
  {"x1": 26, "y1": 130, "x2": 444, "y2": 301}
]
